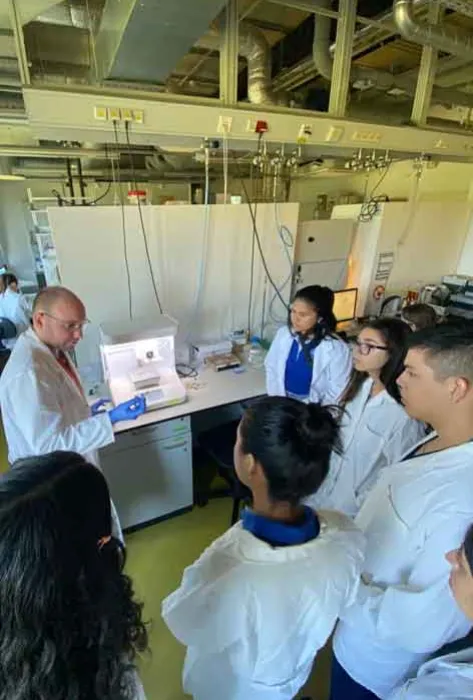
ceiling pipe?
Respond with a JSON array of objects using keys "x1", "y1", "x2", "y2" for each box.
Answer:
[
  {"x1": 198, "y1": 21, "x2": 283, "y2": 104},
  {"x1": 311, "y1": 0, "x2": 473, "y2": 108},
  {"x1": 439, "y1": 0, "x2": 473, "y2": 18},
  {"x1": 0, "y1": 145, "x2": 152, "y2": 159},
  {"x1": 394, "y1": 0, "x2": 473, "y2": 58}
]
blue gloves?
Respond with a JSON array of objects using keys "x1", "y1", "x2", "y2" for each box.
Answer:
[
  {"x1": 108, "y1": 395, "x2": 147, "y2": 425},
  {"x1": 91, "y1": 398, "x2": 110, "y2": 416}
]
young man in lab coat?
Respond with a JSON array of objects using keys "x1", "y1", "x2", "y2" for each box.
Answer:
[
  {"x1": 389, "y1": 522, "x2": 473, "y2": 699},
  {"x1": 0, "y1": 287, "x2": 145, "y2": 534},
  {"x1": 330, "y1": 322, "x2": 473, "y2": 700}
]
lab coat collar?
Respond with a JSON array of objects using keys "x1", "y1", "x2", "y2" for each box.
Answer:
[
  {"x1": 241, "y1": 506, "x2": 320, "y2": 547},
  {"x1": 227, "y1": 512, "x2": 334, "y2": 563},
  {"x1": 23, "y1": 328, "x2": 84, "y2": 400}
]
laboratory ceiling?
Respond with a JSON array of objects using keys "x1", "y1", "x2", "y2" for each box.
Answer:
[{"x1": 1, "y1": 0, "x2": 473, "y2": 180}]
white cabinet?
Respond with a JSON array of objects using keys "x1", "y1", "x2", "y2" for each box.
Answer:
[{"x1": 100, "y1": 417, "x2": 193, "y2": 530}]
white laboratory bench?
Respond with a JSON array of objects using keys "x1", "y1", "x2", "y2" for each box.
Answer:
[{"x1": 99, "y1": 367, "x2": 266, "y2": 531}]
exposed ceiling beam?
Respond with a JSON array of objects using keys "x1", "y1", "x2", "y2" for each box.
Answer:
[
  {"x1": 411, "y1": 2, "x2": 442, "y2": 125},
  {"x1": 220, "y1": 0, "x2": 239, "y2": 104},
  {"x1": 245, "y1": 18, "x2": 290, "y2": 34},
  {"x1": 272, "y1": 0, "x2": 429, "y2": 92},
  {"x1": 9, "y1": 0, "x2": 29, "y2": 84},
  {"x1": 329, "y1": 0, "x2": 357, "y2": 118}
]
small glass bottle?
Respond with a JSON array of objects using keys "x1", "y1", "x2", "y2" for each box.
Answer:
[{"x1": 247, "y1": 336, "x2": 265, "y2": 369}]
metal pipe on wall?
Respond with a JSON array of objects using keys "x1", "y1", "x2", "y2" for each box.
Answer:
[
  {"x1": 65, "y1": 158, "x2": 75, "y2": 204},
  {"x1": 77, "y1": 158, "x2": 86, "y2": 205}
]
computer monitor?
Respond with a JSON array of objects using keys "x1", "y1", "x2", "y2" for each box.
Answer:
[{"x1": 333, "y1": 288, "x2": 358, "y2": 323}]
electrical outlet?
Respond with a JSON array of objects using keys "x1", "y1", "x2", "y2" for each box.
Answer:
[
  {"x1": 121, "y1": 108, "x2": 133, "y2": 122},
  {"x1": 326, "y1": 126, "x2": 344, "y2": 142},
  {"x1": 217, "y1": 115, "x2": 233, "y2": 134},
  {"x1": 297, "y1": 123, "x2": 312, "y2": 144},
  {"x1": 94, "y1": 106, "x2": 107, "y2": 121},
  {"x1": 108, "y1": 107, "x2": 121, "y2": 122},
  {"x1": 133, "y1": 109, "x2": 144, "y2": 124},
  {"x1": 351, "y1": 130, "x2": 381, "y2": 143}
]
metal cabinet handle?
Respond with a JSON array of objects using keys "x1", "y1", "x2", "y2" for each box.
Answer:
[{"x1": 162, "y1": 441, "x2": 189, "y2": 450}]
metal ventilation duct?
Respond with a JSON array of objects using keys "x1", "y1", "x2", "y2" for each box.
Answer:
[
  {"x1": 311, "y1": 0, "x2": 473, "y2": 108},
  {"x1": 197, "y1": 22, "x2": 280, "y2": 105},
  {"x1": 95, "y1": 0, "x2": 228, "y2": 83},
  {"x1": 394, "y1": 0, "x2": 473, "y2": 59}
]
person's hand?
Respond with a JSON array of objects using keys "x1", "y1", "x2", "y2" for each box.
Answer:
[
  {"x1": 91, "y1": 398, "x2": 110, "y2": 416},
  {"x1": 109, "y1": 395, "x2": 146, "y2": 425}
]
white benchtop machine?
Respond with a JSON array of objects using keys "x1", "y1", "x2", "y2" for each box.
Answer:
[{"x1": 100, "y1": 315, "x2": 187, "y2": 412}]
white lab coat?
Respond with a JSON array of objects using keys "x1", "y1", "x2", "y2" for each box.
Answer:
[
  {"x1": 0, "y1": 288, "x2": 30, "y2": 350},
  {"x1": 389, "y1": 648, "x2": 473, "y2": 699},
  {"x1": 306, "y1": 378, "x2": 426, "y2": 517},
  {"x1": 265, "y1": 326, "x2": 352, "y2": 405},
  {"x1": 162, "y1": 509, "x2": 366, "y2": 700},
  {"x1": 333, "y1": 435, "x2": 473, "y2": 700},
  {"x1": 0, "y1": 328, "x2": 122, "y2": 538}
]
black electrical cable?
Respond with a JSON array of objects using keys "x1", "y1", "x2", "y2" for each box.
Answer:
[
  {"x1": 234, "y1": 156, "x2": 288, "y2": 310},
  {"x1": 124, "y1": 121, "x2": 164, "y2": 315},
  {"x1": 113, "y1": 121, "x2": 133, "y2": 320},
  {"x1": 247, "y1": 196, "x2": 257, "y2": 334},
  {"x1": 176, "y1": 363, "x2": 198, "y2": 379},
  {"x1": 246, "y1": 161, "x2": 256, "y2": 333},
  {"x1": 358, "y1": 164, "x2": 391, "y2": 223},
  {"x1": 88, "y1": 180, "x2": 112, "y2": 205}
]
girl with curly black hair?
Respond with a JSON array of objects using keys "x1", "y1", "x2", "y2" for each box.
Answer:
[{"x1": 0, "y1": 451, "x2": 148, "y2": 700}]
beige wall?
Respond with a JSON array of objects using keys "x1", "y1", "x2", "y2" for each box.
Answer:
[
  {"x1": 25, "y1": 179, "x2": 191, "y2": 205},
  {"x1": 290, "y1": 160, "x2": 473, "y2": 222}
]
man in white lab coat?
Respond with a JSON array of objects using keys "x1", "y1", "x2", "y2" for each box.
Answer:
[
  {"x1": 330, "y1": 322, "x2": 473, "y2": 700},
  {"x1": 389, "y1": 522, "x2": 473, "y2": 699},
  {"x1": 0, "y1": 286, "x2": 145, "y2": 534}
]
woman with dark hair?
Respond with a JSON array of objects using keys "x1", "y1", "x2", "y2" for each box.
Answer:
[
  {"x1": 163, "y1": 396, "x2": 365, "y2": 700},
  {"x1": 306, "y1": 318, "x2": 425, "y2": 517},
  {"x1": 265, "y1": 285, "x2": 352, "y2": 405},
  {"x1": 389, "y1": 523, "x2": 473, "y2": 699},
  {"x1": 0, "y1": 451, "x2": 148, "y2": 700}
]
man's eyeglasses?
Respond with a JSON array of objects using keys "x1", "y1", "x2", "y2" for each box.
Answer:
[
  {"x1": 351, "y1": 339, "x2": 388, "y2": 356},
  {"x1": 41, "y1": 311, "x2": 90, "y2": 333}
]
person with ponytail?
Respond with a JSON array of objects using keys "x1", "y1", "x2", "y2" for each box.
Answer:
[
  {"x1": 306, "y1": 318, "x2": 425, "y2": 518},
  {"x1": 0, "y1": 451, "x2": 148, "y2": 700},
  {"x1": 163, "y1": 396, "x2": 365, "y2": 700},
  {"x1": 265, "y1": 285, "x2": 352, "y2": 405}
]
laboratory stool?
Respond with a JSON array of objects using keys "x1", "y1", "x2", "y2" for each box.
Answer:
[{"x1": 196, "y1": 419, "x2": 251, "y2": 525}]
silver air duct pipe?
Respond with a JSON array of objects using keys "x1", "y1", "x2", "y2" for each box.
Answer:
[
  {"x1": 394, "y1": 0, "x2": 473, "y2": 59},
  {"x1": 311, "y1": 0, "x2": 473, "y2": 107},
  {"x1": 198, "y1": 21, "x2": 280, "y2": 104},
  {"x1": 239, "y1": 22, "x2": 275, "y2": 104}
]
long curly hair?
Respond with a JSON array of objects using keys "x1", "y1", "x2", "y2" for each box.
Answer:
[{"x1": 0, "y1": 451, "x2": 148, "y2": 700}]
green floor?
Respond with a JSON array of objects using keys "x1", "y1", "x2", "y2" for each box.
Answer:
[{"x1": 126, "y1": 498, "x2": 332, "y2": 700}]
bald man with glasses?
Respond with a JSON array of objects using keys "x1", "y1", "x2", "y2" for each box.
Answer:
[{"x1": 0, "y1": 286, "x2": 145, "y2": 537}]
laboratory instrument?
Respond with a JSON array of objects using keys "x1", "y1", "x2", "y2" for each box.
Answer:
[{"x1": 100, "y1": 315, "x2": 186, "y2": 412}]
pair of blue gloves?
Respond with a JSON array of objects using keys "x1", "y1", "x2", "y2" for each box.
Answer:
[{"x1": 91, "y1": 395, "x2": 147, "y2": 425}]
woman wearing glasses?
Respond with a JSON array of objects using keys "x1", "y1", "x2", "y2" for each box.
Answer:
[{"x1": 306, "y1": 318, "x2": 425, "y2": 517}]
